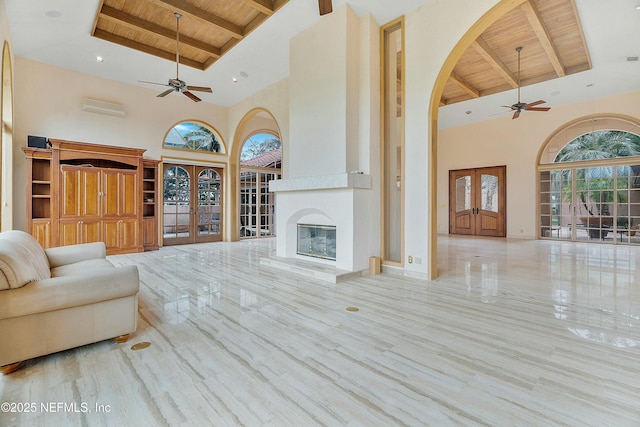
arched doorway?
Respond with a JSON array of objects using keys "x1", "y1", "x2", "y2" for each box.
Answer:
[
  {"x1": 229, "y1": 108, "x2": 282, "y2": 241},
  {"x1": 239, "y1": 132, "x2": 281, "y2": 239},
  {"x1": 428, "y1": 0, "x2": 532, "y2": 279},
  {"x1": 537, "y1": 115, "x2": 640, "y2": 244}
]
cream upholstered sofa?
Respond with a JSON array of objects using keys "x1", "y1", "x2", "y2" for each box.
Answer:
[{"x1": 0, "y1": 230, "x2": 139, "y2": 372}]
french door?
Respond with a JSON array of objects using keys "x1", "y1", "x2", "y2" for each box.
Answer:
[
  {"x1": 163, "y1": 164, "x2": 223, "y2": 246},
  {"x1": 449, "y1": 166, "x2": 506, "y2": 237}
]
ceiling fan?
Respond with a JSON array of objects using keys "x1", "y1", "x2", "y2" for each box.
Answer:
[
  {"x1": 318, "y1": 0, "x2": 333, "y2": 15},
  {"x1": 140, "y1": 12, "x2": 212, "y2": 102},
  {"x1": 502, "y1": 46, "x2": 550, "y2": 119}
]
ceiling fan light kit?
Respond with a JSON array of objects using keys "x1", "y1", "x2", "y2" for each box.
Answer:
[
  {"x1": 502, "y1": 46, "x2": 550, "y2": 119},
  {"x1": 140, "y1": 12, "x2": 212, "y2": 102}
]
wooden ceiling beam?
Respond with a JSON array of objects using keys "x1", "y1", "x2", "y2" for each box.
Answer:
[
  {"x1": 238, "y1": 0, "x2": 275, "y2": 16},
  {"x1": 93, "y1": 28, "x2": 205, "y2": 70},
  {"x1": 98, "y1": 6, "x2": 221, "y2": 59},
  {"x1": 151, "y1": 0, "x2": 245, "y2": 40},
  {"x1": 449, "y1": 73, "x2": 480, "y2": 99},
  {"x1": 520, "y1": 0, "x2": 565, "y2": 77},
  {"x1": 471, "y1": 37, "x2": 519, "y2": 89}
]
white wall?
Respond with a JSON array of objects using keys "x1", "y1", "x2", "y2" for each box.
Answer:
[
  {"x1": 437, "y1": 90, "x2": 640, "y2": 239},
  {"x1": 404, "y1": 0, "x2": 501, "y2": 276},
  {"x1": 288, "y1": 6, "x2": 356, "y2": 178},
  {"x1": 272, "y1": 5, "x2": 381, "y2": 272}
]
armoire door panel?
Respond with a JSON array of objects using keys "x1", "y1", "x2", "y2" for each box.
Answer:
[
  {"x1": 82, "y1": 169, "x2": 101, "y2": 217},
  {"x1": 102, "y1": 170, "x2": 121, "y2": 217},
  {"x1": 61, "y1": 168, "x2": 81, "y2": 217},
  {"x1": 102, "y1": 220, "x2": 120, "y2": 250},
  {"x1": 120, "y1": 171, "x2": 138, "y2": 217},
  {"x1": 450, "y1": 170, "x2": 475, "y2": 235}
]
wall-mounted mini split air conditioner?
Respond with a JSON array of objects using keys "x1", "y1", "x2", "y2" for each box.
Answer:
[{"x1": 81, "y1": 98, "x2": 125, "y2": 118}]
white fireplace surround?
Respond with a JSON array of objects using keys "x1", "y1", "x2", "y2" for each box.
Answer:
[{"x1": 270, "y1": 172, "x2": 374, "y2": 272}]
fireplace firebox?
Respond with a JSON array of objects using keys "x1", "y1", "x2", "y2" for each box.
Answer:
[{"x1": 297, "y1": 224, "x2": 336, "y2": 261}]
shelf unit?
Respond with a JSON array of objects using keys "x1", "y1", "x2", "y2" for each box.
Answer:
[
  {"x1": 24, "y1": 149, "x2": 53, "y2": 247},
  {"x1": 142, "y1": 159, "x2": 160, "y2": 251}
]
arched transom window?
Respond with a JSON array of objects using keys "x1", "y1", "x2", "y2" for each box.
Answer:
[{"x1": 164, "y1": 121, "x2": 224, "y2": 153}]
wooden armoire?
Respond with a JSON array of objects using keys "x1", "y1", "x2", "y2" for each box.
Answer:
[{"x1": 23, "y1": 139, "x2": 159, "y2": 255}]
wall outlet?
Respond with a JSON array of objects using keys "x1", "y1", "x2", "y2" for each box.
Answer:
[{"x1": 408, "y1": 255, "x2": 413, "y2": 264}]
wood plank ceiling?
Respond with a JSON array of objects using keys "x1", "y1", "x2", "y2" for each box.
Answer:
[
  {"x1": 91, "y1": 0, "x2": 590, "y2": 105},
  {"x1": 91, "y1": 0, "x2": 290, "y2": 71},
  {"x1": 441, "y1": 0, "x2": 591, "y2": 106}
]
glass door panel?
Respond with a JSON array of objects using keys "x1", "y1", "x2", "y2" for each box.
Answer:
[
  {"x1": 195, "y1": 168, "x2": 222, "y2": 242},
  {"x1": 163, "y1": 165, "x2": 192, "y2": 245},
  {"x1": 481, "y1": 174, "x2": 498, "y2": 213}
]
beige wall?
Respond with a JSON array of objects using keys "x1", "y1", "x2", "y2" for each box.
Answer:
[
  {"x1": 12, "y1": 57, "x2": 230, "y2": 232},
  {"x1": 437, "y1": 90, "x2": 640, "y2": 239},
  {"x1": 1, "y1": 0, "x2": 14, "y2": 230}
]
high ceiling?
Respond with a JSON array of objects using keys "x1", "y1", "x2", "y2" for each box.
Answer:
[
  {"x1": 91, "y1": 0, "x2": 290, "y2": 71},
  {"x1": 441, "y1": 0, "x2": 590, "y2": 106},
  {"x1": 4, "y1": 0, "x2": 640, "y2": 128}
]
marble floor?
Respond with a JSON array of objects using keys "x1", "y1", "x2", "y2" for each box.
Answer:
[{"x1": 1, "y1": 236, "x2": 640, "y2": 426}]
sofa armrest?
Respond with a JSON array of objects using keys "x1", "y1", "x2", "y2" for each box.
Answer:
[
  {"x1": 45, "y1": 242, "x2": 107, "y2": 268},
  {"x1": 0, "y1": 265, "x2": 139, "y2": 320}
]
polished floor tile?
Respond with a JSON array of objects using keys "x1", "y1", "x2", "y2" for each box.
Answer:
[{"x1": 1, "y1": 236, "x2": 640, "y2": 426}]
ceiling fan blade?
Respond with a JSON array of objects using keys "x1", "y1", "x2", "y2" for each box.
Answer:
[
  {"x1": 525, "y1": 100, "x2": 546, "y2": 108},
  {"x1": 526, "y1": 107, "x2": 551, "y2": 112},
  {"x1": 140, "y1": 80, "x2": 170, "y2": 87},
  {"x1": 318, "y1": 0, "x2": 332, "y2": 15},
  {"x1": 157, "y1": 88, "x2": 174, "y2": 97},
  {"x1": 187, "y1": 85, "x2": 212, "y2": 93},
  {"x1": 183, "y1": 91, "x2": 202, "y2": 102},
  {"x1": 512, "y1": 110, "x2": 521, "y2": 119}
]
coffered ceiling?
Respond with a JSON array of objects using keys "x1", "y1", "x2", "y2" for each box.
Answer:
[
  {"x1": 91, "y1": 0, "x2": 290, "y2": 71},
  {"x1": 441, "y1": 0, "x2": 591, "y2": 106}
]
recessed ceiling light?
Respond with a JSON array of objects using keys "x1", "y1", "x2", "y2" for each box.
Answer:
[
  {"x1": 627, "y1": 56, "x2": 639, "y2": 62},
  {"x1": 45, "y1": 10, "x2": 61, "y2": 18},
  {"x1": 232, "y1": 77, "x2": 238, "y2": 83},
  {"x1": 636, "y1": 4, "x2": 640, "y2": 10},
  {"x1": 465, "y1": 110, "x2": 472, "y2": 115},
  {"x1": 239, "y1": 71, "x2": 249, "y2": 78},
  {"x1": 586, "y1": 83, "x2": 595, "y2": 87},
  {"x1": 95, "y1": 56, "x2": 104, "y2": 63}
]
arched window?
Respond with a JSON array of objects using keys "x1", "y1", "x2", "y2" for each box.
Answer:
[
  {"x1": 538, "y1": 116, "x2": 640, "y2": 244},
  {"x1": 163, "y1": 121, "x2": 224, "y2": 153},
  {"x1": 239, "y1": 132, "x2": 281, "y2": 238}
]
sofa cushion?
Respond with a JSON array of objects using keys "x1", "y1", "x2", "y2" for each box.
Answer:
[
  {"x1": 0, "y1": 239, "x2": 47, "y2": 290},
  {"x1": 0, "y1": 230, "x2": 51, "y2": 284},
  {"x1": 50, "y1": 258, "x2": 114, "y2": 278}
]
